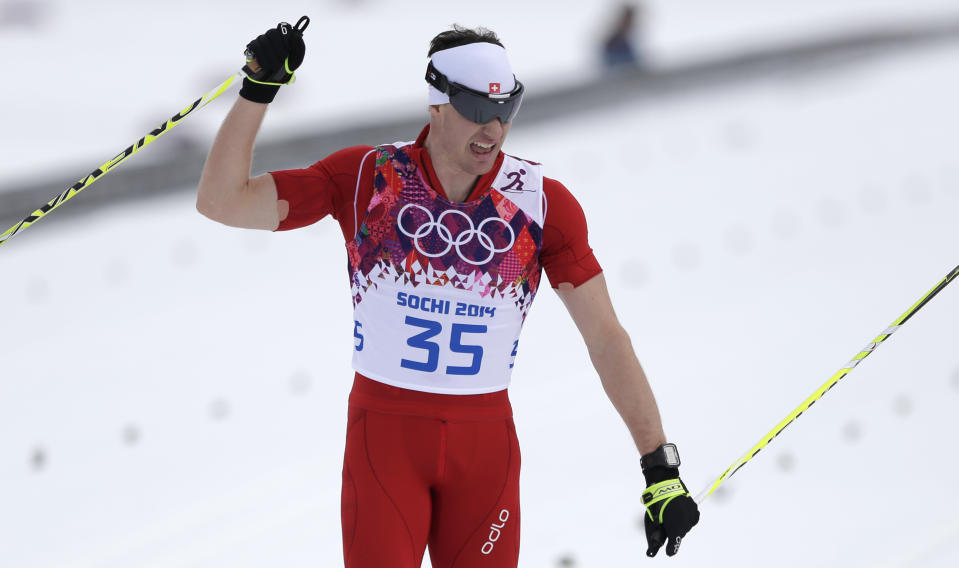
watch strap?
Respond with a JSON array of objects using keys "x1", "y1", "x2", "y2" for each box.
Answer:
[{"x1": 641, "y1": 443, "x2": 681, "y2": 472}]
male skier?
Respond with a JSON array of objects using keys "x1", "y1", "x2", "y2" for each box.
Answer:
[{"x1": 196, "y1": 20, "x2": 700, "y2": 568}]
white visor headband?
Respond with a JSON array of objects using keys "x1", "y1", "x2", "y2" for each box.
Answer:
[{"x1": 428, "y1": 42, "x2": 517, "y2": 105}]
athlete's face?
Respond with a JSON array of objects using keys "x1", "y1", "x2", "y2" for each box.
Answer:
[{"x1": 428, "y1": 104, "x2": 511, "y2": 176}]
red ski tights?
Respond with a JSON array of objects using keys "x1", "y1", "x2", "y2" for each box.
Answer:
[{"x1": 341, "y1": 374, "x2": 521, "y2": 567}]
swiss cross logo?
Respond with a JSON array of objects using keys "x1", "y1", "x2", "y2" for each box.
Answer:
[{"x1": 489, "y1": 83, "x2": 501, "y2": 94}]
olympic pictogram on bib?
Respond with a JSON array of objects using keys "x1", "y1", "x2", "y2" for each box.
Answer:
[{"x1": 397, "y1": 203, "x2": 516, "y2": 266}]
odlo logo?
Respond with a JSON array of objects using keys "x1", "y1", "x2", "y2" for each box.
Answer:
[{"x1": 480, "y1": 509, "x2": 510, "y2": 555}]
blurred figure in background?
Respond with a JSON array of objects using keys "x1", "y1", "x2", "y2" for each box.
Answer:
[
  {"x1": 0, "y1": 0, "x2": 48, "y2": 29},
  {"x1": 601, "y1": 2, "x2": 646, "y2": 70}
]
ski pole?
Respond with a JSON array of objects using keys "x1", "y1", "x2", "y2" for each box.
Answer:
[
  {"x1": 695, "y1": 263, "x2": 959, "y2": 504},
  {"x1": 0, "y1": 72, "x2": 242, "y2": 249}
]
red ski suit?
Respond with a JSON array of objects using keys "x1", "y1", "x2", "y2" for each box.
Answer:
[{"x1": 271, "y1": 126, "x2": 602, "y2": 567}]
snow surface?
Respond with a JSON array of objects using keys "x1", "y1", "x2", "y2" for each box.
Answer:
[{"x1": 2, "y1": 1, "x2": 959, "y2": 567}]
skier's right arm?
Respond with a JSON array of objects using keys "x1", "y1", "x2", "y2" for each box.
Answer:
[
  {"x1": 196, "y1": 21, "x2": 306, "y2": 230},
  {"x1": 196, "y1": 99, "x2": 285, "y2": 230}
]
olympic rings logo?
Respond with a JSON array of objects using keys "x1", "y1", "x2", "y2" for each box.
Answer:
[{"x1": 397, "y1": 203, "x2": 515, "y2": 265}]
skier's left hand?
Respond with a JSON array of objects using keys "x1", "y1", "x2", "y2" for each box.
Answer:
[{"x1": 642, "y1": 467, "x2": 700, "y2": 557}]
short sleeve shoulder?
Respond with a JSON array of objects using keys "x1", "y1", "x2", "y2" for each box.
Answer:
[
  {"x1": 539, "y1": 177, "x2": 603, "y2": 288},
  {"x1": 270, "y1": 145, "x2": 376, "y2": 235}
]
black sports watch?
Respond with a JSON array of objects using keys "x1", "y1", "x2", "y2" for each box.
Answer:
[{"x1": 640, "y1": 443, "x2": 681, "y2": 472}]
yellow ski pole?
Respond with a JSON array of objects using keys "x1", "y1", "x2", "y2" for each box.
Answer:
[
  {"x1": 696, "y1": 264, "x2": 959, "y2": 503},
  {"x1": 0, "y1": 72, "x2": 242, "y2": 249}
]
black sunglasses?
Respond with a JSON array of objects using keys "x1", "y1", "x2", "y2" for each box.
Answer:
[{"x1": 425, "y1": 60, "x2": 525, "y2": 124}]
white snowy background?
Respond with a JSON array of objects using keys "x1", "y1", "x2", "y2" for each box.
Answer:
[{"x1": 2, "y1": 0, "x2": 959, "y2": 567}]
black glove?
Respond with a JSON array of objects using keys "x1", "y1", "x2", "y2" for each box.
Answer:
[
  {"x1": 642, "y1": 466, "x2": 700, "y2": 557},
  {"x1": 239, "y1": 16, "x2": 309, "y2": 104}
]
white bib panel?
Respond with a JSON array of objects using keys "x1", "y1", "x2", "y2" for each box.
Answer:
[{"x1": 348, "y1": 149, "x2": 545, "y2": 394}]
